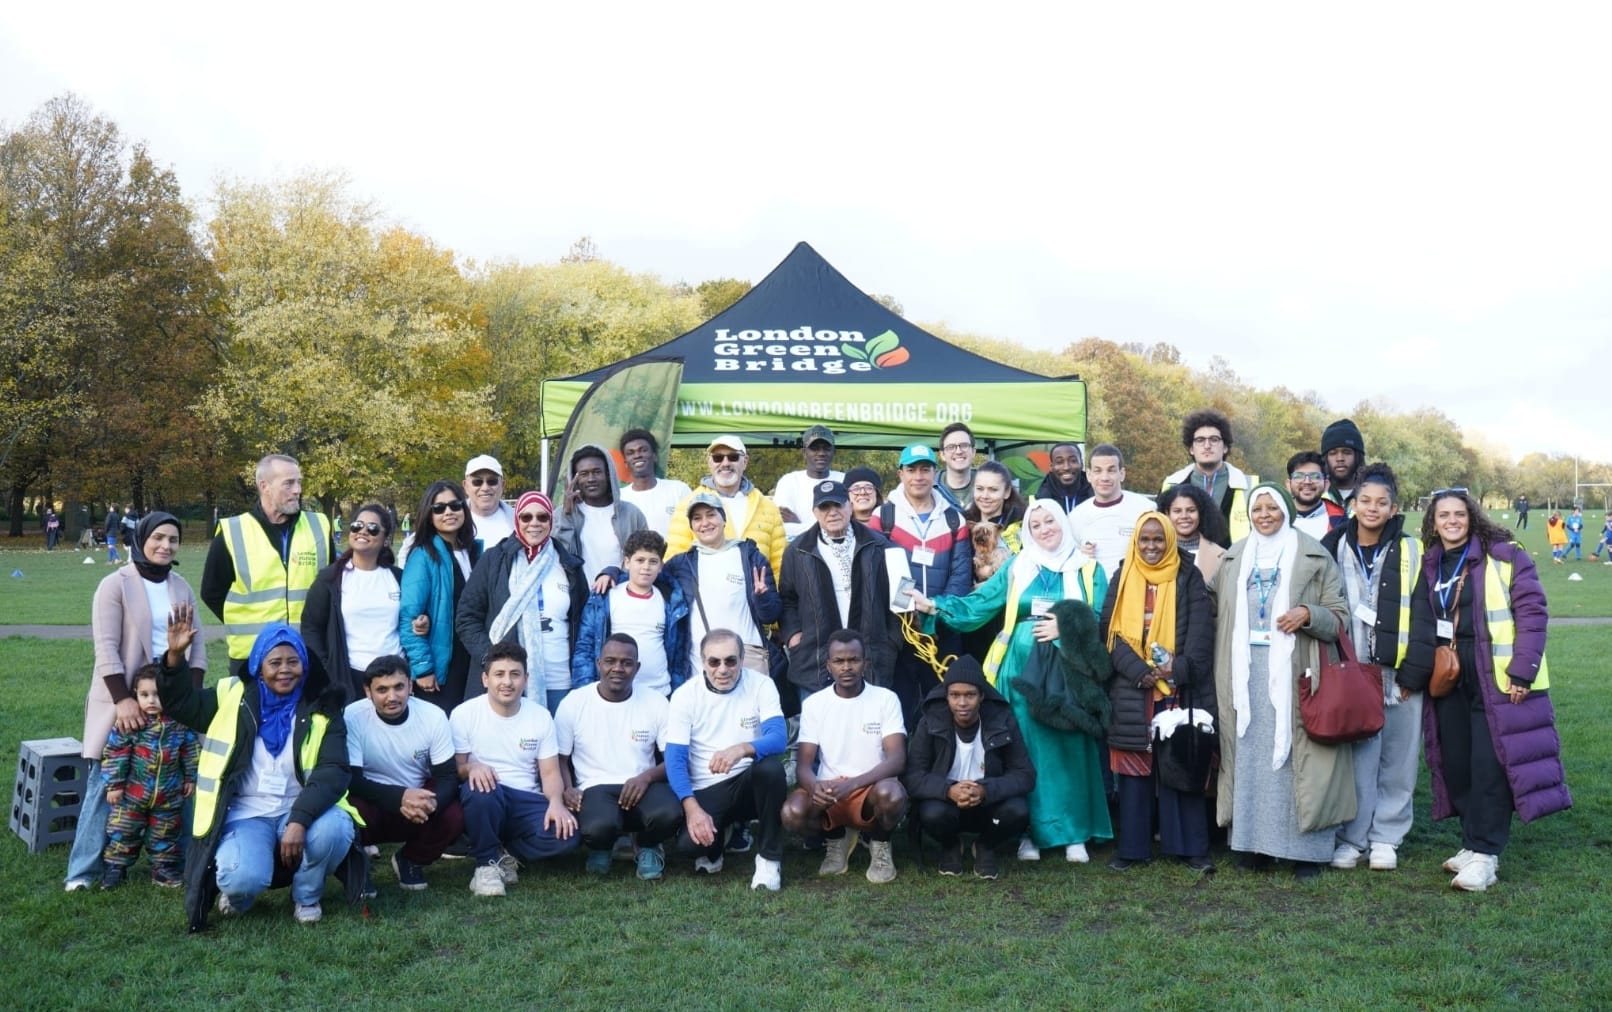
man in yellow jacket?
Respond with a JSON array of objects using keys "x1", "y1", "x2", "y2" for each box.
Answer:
[
  {"x1": 664, "y1": 436, "x2": 786, "y2": 578},
  {"x1": 201, "y1": 454, "x2": 333, "y2": 678}
]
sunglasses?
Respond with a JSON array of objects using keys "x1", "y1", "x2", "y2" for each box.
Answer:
[
  {"x1": 704, "y1": 655, "x2": 740, "y2": 668},
  {"x1": 709, "y1": 453, "x2": 742, "y2": 463},
  {"x1": 467, "y1": 476, "x2": 500, "y2": 487},
  {"x1": 348, "y1": 521, "x2": 384, "y2": 535},
  {"x1": 430, "y1": 499, "x2": 466, "y2": 515},
  {"x1": 518, "y1": 512, "x2": 552, "y2": 523}
]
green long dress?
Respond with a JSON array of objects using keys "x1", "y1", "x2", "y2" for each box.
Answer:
[{"x1": 935, "y1": 563, "x2": 1114, "y2": 848}]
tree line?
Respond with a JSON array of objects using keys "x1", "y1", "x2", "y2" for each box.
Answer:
[{"x1": 3, "y1": 94, "x2": 1602, "y2": 537}]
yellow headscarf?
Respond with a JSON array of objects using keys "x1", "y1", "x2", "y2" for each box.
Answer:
[{"x1": 1105, "y1": 511, "x2": 1179, "y2": 660}]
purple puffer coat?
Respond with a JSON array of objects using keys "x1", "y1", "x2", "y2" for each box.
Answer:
[{"x1": 1402, "y1": 540, "x2": 1571, "y2": 823}]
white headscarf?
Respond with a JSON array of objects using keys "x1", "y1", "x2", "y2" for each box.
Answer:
[
  {"x1": 1011, "y1": 499, "x2": 1082, "y2": 583},
  {"x1": 1231, "y1": 485, "x2": 1300, "y2": 769}
]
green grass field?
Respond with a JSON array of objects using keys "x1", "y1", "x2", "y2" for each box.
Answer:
[{"x1": 2, "y1": 518, "x2": 1608, "y2": 1009}]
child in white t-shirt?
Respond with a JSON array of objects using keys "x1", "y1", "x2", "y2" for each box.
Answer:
[{"x1": 572, "y1": 531, "x2": 690, "y2": 697}]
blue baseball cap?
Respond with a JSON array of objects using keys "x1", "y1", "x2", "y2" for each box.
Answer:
[{"x1": 899, "y1": 444, "x2": 937, "y2": 468}]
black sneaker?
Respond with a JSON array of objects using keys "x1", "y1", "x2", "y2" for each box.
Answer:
[
  {"x1": 1106, "y1": 856, "x2": 1146, "y2": 872},
  {"x1": 973, "y1": 842, "x2": 1000, "y2": 880},
  {"x1": 1183, "y1": 855, "x2": 1216, "y2": 874},
  {"x1": 100, "y1": 865, "x2": 126, "y2": 890},
  {"x1": 151, "y1": 866, "x2": 183, "y2": 888},
  {"x1": 392, "y1": 852, "x2": 428, "y2": 891},
  {"x1": 938, "y1": 841, "x2": 964, "y2": 877},
  {"x1": 440, "y1": 833, "x2": 472, "y2": 860},
  {"x1": 1293, "y1": 861, "x2": 1323, "y2": 882},
  {"x1": 724, "y1": 823, "x2": 753, "y2": 854}
]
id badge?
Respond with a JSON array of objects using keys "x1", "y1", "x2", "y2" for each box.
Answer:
[
  {"x1": 1031, "y1": 596, "x2": 1055, "y2": 618},
  {"x1": 261, "y1": 772, "x2": 288, "y2": 796},
  {"x1": 1353, "y1": 603, "x2": 1377, "y2": 626},
  {"x1": 910, "y1": 546, "x2": 936, "y2": 567},
  {"x1": 1436, "y1": 619, "x2": 1454, "y2": 640},
  {"x1": 1249, "y1": 627, "x2": 1272, "y2": 646}
]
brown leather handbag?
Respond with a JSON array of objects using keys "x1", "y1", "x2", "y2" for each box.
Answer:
[{"x1": 1428, "y1": 571, "x2": 1467, "y2": 698}]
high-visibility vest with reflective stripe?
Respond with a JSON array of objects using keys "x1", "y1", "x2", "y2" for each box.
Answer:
[
  {"x1": 192, "y1": 677, "x2": 362, "y2": 836},
  {"x1": 1484, "y1": 554, "x2": 1550, "y2": 691},
  {"x1": 1386, "y1": 534, "x2": 1422, "y2": 669},
  {"x1": 220, "y1": 511, "x2": 330, "y2": 659},
  {"x1": 983, "y1": 561, "x2": 1101, "y2": 686}
]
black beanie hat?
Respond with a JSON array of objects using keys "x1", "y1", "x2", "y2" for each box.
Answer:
[{"x1": 1322, "y1": 418, "x2": 1365, "y2": 456}]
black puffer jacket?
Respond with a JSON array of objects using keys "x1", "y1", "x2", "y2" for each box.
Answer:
[
  {"x1": 1099, "y1": 553, "x2": 1216, "y2": 754},
  {"x1": 905, "y1": 666, "x2": 1036, "y2": 803}
]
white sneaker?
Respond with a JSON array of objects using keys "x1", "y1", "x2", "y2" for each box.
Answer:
[
  {"x1": 818, "y1": 832, "x2": 855, "y2": 876},
  {"x1": 1016, "y1": 838, "x2": 1041, "y2": 861},
  {"x1": 1442, "y1": 848, "x2": 1478, "y2": 873},
  {"x1": 1331, "y1": 843, "x2": 1363, "y2": 870},
  {"x1": 362, "y1": 844, "x2": 380, "y2": 858},
  {"x1": 1065, "y1": 843, "x2": 1090, "y2": 864},
  {"x1": 1368, "y1": 843, "x2": 1398, "y2": 870},
  {"x1": 215, "y1": 893, "x2": 238, "y2": 917},
  {"x1": 495, "y1": 850, "x2": 520, "y2": 885},
  {"x1": 469, "y1": 863, "x2": 506, "y2": 897},
  {"x1": 750, "y1": 855, "x2": 781, "y2": 892},
  {"x1": 1451, "y1": 853, "x2": 1498, "y2": 892},
  {"x1": 293, "y1": 902, "x2": 322, "y2": 924},
  {"x1": 865, "y1": 840, "x2": 897, "y2": 884},
  {"x1": 64, "y1": 878, "x2": 93, "y2": 892},
  {"x1": 694, "y1": 855, "x2": 724, "y2": 875}
]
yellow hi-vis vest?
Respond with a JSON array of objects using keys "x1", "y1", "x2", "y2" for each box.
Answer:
[
  {"x1": 219, "y1": 511, "x2": 330, "y2": 659},
  {"x1": 983, "y1": 560, "x2": 1102, "y2": 686},
  {"x1": 1484, "y1": 554, "x2": 1550, "y2": 692},
  {"x1": 1384, "y1": 534, "x2": 1422, "y2": 669},
  {"x1": 192, "y1": 677, "x2": 362, "y2": 836}
]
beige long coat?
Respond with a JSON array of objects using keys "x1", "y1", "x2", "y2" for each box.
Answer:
[
  {"x1": 1210, "y1": 533, "x2": 1356, "y2": 833},
  {"x1": 84, "y1": 565, "x2": 206, "y2": 758}
]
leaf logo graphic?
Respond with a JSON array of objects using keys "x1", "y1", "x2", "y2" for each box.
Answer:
[{"x1": 842, "y1": 330, "x2": 910, "y2": 369}]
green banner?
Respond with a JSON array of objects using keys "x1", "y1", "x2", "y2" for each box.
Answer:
[{"x1": 548, "y1": 358, "x2": 683, "y2": 497}]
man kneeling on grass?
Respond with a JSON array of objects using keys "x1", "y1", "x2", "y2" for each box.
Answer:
[
  {"x1": 665, "y1": 629, "x2": 789, "y2": 891},
  {"x1": 780, "y1": 630, "x2": 908, "y2": 883},
  {"x1": 556, "y1": 634, "x2": 680, "y2": 881},
  {"x1": 450, "y1": 643, "x2": 578, "y2": 897},
  {"x1": 344, "y1": 655, "x2": 464, "y2": 892},
  {"x1": 905, "y1": 656, "x2": 1036, "y2": 880}
]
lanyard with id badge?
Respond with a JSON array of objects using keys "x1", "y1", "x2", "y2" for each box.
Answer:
[{"x1": 1248, "y1": 565, "x2": 1279, "y2": 646}]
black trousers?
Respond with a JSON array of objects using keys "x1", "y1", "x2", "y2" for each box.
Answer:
[
  {"x1": 915, "y1": 796, "x2": 1030, "y2": 847},
  {"x1": 577, "y1": 782, "x2": 682, "y2": 850},
  {"x1": 673, "y1": 757, "x2": 786, "y2": 862},
  {"x1": 1435, "y1": 685, "x2": 1514, "y2": 855}
]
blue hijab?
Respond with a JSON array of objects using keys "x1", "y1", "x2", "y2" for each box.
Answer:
[{"x1": 248, "y1": 623, "x2": 307, "y2": 756}]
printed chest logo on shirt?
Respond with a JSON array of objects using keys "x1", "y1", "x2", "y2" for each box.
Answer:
[
  {"x1": 411, "y1": 748, "x2": 429, "y2": 762},
  {"x1": 738, "y1": 714, "x2": 760, "y2": 730},
  {"x1": 861, "y1": 721, "x2": 882, "y2": 735},
  {"x1": 629, "y1": 729, "x2": 653, "y2": 743},
  {"x1": 518, "y1": 736, "x2": 543, "y2": 751},
  {"x1": 293, "y1": 549, "x2": 319, "y2": 568}
]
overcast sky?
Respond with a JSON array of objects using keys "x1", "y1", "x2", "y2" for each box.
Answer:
[{"x1": 5, "y1": 3, "x2": 1608, "y2": 464}]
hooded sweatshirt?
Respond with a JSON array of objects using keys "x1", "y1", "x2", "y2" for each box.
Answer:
[{"x1": 553, "y1": 443, "x2": 648, "y2": 581}]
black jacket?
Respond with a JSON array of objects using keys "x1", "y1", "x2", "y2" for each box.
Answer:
[
  {"x1": 778, "y1": 520, "x2": 900, "y2": 691},
  {"x1": 455, "y1": 537, "x2": 588, "y2": 686},
  {"x1": 158, "y1": 658, "x2": 358, "y2": 933},
  {"x1": 1099, "y1": 554, "x2": 1216, "y2": 754},
  {"x1": 301, "y1": 560, "x2": 404, "y2": 703},
  {"x1": 905, "y1": 678, "x2": 1036, "y2": 804},
  {"x1": 1321, "y1": 514, "x2": 1415, "y2": 671}
]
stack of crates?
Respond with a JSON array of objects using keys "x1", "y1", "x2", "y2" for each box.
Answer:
[{"x1": 10, "y1": 738, "x2": 91, "y2": 853}]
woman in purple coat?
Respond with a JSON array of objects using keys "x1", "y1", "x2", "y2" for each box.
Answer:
[{"x1": 1399, "y1": 489, "x2": 1570, "y2": 892}]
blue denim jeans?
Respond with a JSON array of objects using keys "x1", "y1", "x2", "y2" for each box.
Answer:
[
  {"x1": 215, "y1": 807, "x2": 354, "y2": 909},
  {"x1": 64, "y1": 761, "x2": 109, "y2": 884}
]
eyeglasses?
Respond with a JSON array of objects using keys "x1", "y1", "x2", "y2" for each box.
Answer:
[
  {"x1": 942, "y1": 442, "x2": 973, "y2": 453},
  {"x1": 1288, "y1": 472, "x2": 1325, "y2": 483},
  {"x1": 704, "y1": 655, "x2": 740, "y2": 668},
  {"x1": 710, "y1": 453, "x2": 741, "y2": 463},
  {"x1": 848, "y1": 483, "x2": 877, "y2": 496},
  {"x1": 1191, "y1": 435, "x2": 1224, "y2": 446},
  {"x1": 518, "y1": 512, "x2": 552, "y2": 523},
  {"x1": 430, "y1": 499, "x2": 467, "y2": 515},
  {"x1": 466, "y1": 476, "x2": 500, "y2": 488},
  {"x1": 348, "y1": 521, "x2": 384, "y2": 535}
]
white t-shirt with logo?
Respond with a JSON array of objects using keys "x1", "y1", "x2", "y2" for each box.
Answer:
[
  {"x1": 797, "y1": 683, "x2": 905, "y2": 781},
  {"x1": 344, "y1": 697, "x2": 454, "y2": 788},
  {"x1": 578, "y1": 502, "x2": 621, "y2": 581},
  {"x1": 662, "y1": 670, "x2": 783, "y2": 791},
  {"x1": 607, "y1": 584, "x2": 670, "y2": 696},
  {"x1": 449, "y1": 695, "x2": 557, "y2": 794},
  {"x1": 340, "y1": 565, "x2": 402, "y2": 672},
  {"x1": 554, "y1": 686, "x2": 668, "y2": 790},
  {"x1": 620, "y1": 480, "x2": 692, "y2": 538},
  {"x1": 1068, "y1": 491, "x2": 1154, "y2": 577},
  {"x1": 689, "y1": 547, "x2": 763, "y2": 670},
  {"x1": 773, "y1": 469, "x2": 846, "y2": 539}
]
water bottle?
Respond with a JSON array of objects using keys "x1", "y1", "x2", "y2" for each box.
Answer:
[{"x1": 1150, "y1": 643, "x2": 1174, "y2": 696}]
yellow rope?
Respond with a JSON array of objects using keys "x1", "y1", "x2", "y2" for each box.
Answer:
[{"x1": 900, "y1": 612, "x2": 957, "y2": 679}]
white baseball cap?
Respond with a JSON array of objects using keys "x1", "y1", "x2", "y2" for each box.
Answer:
[{"x1": 464, "y1": 454, "x2": 503, "y2": 477}]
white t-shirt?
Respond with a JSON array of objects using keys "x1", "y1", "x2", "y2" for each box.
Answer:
[
  {"x1": 774, "y1": 469, "x2": 845, "y2": 539},
  {"x1": 797, "y1": 683, "x2": 905, "y2": 781},
  {"x1": 340, "y1": 565, "x2": 402, "y2": 672},
  {"x1": 449, "y1": 695, "x2": 557, "y2": 794},
  {"x1": 1068, "y1": 491, "x2": 1155, "y2": 577},
  {"x1": 607, "y1": 584, "x2": 670, "y2": 696},
  {"x1": 663, "y1": 669, "x2": 783, "y2": 791},
  {"x1": 554, "y1": 686, "x2": 669, "y2": 790},
  {"x1": 1292, "y1": 507, "x2": 1332, "y2": 542},
  {"x1": 577, "y1": 502, "x2": 621, "y2": 581},
  {"x1": 230, "y1": 737, "x2": 299, "y2": 822},
  {"x1": 471, "y1": 506, "x2": 514, "y2": 550},
  {"x1": 716, "y1": 488, "x2": 751, "y2": 541},
  {"x1": 620, "y1": 480, "x2": 692, "y2": 538},
  {"x1": 689, "y1": 547, "x2": 763, "y2": 670},
  {"x1": 141, "y1": 578, "x2": 172, "y2": 661},
  {"x1": 531, "y1": 566, "x2": 573, "y2": 695},
  {"x1": 344, "y1": 697, "x2": 454, "y2": 788},
  {"x1": 948, "y1": 731, "x2": 986, "y2": 782}
]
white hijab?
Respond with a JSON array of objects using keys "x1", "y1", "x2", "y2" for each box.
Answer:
[
  {"x1": 1011, "y1": 498, "x2": 1083, "y2": 583},
  {"x1": 1232, "y1": 485, "x2": 1300, "y2": 769}
]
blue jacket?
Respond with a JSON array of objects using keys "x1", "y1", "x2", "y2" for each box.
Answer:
[
  {"x1": 398, "y1": 534, "x2": 481, "y2": 682},
  {"x1": 662, "y1": 539, "x2": 782, "y2": 644},
  {"x1": 571, "y1": 574, "x2": 693, "y2": 690}
]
